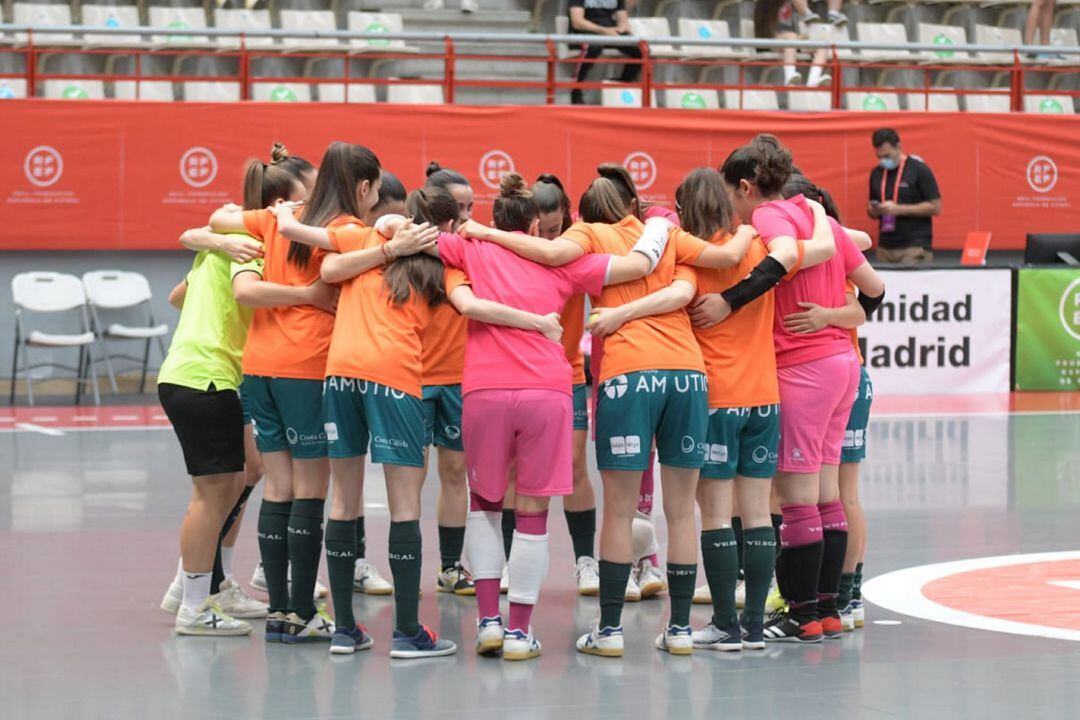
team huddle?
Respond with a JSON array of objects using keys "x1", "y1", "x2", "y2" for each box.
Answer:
[{"x1": 156, "y1": 133, "x2": 886, "y2": 661}]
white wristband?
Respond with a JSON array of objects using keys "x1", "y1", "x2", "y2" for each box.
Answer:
[{"x1": 631, "y1": 218, "x2": 672, "y2": 272}]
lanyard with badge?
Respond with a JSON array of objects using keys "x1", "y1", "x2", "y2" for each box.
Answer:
[{"x1": 879, "y1": 154, "x2": 906, "y2": 233}]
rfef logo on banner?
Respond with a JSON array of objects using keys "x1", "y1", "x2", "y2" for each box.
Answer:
[
  {"x1": 478, "y1": 150, "x2": 515, "y2": 190},
  {"x1": 1015, "y1": 268, "x2": 1080, "y2": 390},
  {"x1": 180, "y1": 147, "x2": 218, "y2": 188},
  {"x1": 24, "y1": 146, "x2": 63, "y2": 188},
  {"x1": 1027, "y1": 155, "x2": 1058, "y2": 194},
  {"x1": 623, "y1": 151, "x2": 657, "y2": 191},
  {"x1": 1061, "y1": 278, "x2": 1080, "y2": 341}
]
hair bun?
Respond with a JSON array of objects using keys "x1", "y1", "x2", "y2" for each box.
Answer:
[
  {"x1": 270, "y1": 142, "x2": 289, "y2": 163},
  {"x1": 535, "y1": 173, "x2": 566, "y2": 191},
  {"x1": 499, "y1": 172, "x2": 530, "y2": 199},
  {"x1": 426, "y1": 160, "x2": 443, "y2": 177}
]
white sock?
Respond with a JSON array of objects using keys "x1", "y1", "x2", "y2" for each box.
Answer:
[
  {"x1": 221, "y1": 546, "x2": 234, "y2": 581},
  {"x1": 181, "y1": 571, "x2": 212, "y2": 613},
  {"x1": 631, "y1": 514, "x2": 659, "y2": 561},
  {"x1": 784, "y1": 65, "x2": 798, "y2": 83},
  {"x1": 507, "y1": 531, "x2": 549, "y2": 606},
  {"x1": 807, "y1": 65, "x2": 823, "y2": 86},
  {"x1": 465, "y1": 510, "x2": 504, "y2": 581},
  {"x1": 173, "y1": 557, "x2": 183, "y2": 586}
]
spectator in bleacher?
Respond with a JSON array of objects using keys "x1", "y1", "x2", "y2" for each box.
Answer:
[
  {"x1": 569, "y1": 0, "x2": 642, "y2": 106},
  {"x1": 790, "y1": 0, "x2": 848, "y2": 27},
  {"x1": 1024, "y1": 0, "x2": 1063, "y2": 60},
  {"x1": 754, "y1": 0, "x2": 831, "y2": 86},
  {"x1": 867, "y1": 128, "x2": 941, "y2": 266},
  {"x1": 424, "y1": 0, "x2": 480, "y2": 12}
]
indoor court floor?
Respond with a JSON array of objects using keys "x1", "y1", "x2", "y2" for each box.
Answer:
[{"x1": 2, "y1": 394, "x2": 1079, "y2": 720}]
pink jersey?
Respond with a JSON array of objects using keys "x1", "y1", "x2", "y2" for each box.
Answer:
[
  {"x1": 644, "y1": 205, "x2": 680, "y2": 226},
  {"x1": 437, "y1": 232, "x2": 611, "y2": 396},
  {"x1": 752, "y1": 195, "x2": 867, "y2": 369}
]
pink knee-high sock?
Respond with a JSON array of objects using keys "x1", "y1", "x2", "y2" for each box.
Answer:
[
  {"x1": 477, "y1": 580, "x2": 501, "y2": 619},
  {"x1": 638, "y1": 455, "x2": 655, "y2": 515},
  {"x1": 779, "y1": 503, "x2": 824, "y2": 548},
  {"x1": 817, "y1": 500, "x2": 848, "y2": 532}
]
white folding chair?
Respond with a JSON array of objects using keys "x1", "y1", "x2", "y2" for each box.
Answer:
[
  {"x1": 10, "y1": 272, "x2": 101, "y2": 406},
  {"x1": 82, "y1": 270, "x2": 169, "y2": 394}
]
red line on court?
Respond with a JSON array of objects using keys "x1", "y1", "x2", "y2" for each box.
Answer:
[
  {"x1": 923, "y1": 559, "x2": 1080, "y2": 632},
  {"x1": 0, "y1": 405, "x2": 171, "y2": 429}
]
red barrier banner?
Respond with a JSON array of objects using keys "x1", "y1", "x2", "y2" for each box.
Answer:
[{"x1": 1, "y1": 100, "x2": 1077, "y2": 250}]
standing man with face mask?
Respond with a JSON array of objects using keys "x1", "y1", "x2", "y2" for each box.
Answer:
[{"x1": 867, "y1": 128, "x2": 942, "y2": 265}]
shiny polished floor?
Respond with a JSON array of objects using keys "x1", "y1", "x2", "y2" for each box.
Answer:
[{"x1": 2, "y1": 403, "x2": 1079, "y2": 720}]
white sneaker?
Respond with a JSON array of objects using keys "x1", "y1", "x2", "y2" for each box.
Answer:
[
  {"x1": 735, "y1": 578, "x2": 746, "y2": 609},
  {"x1": 250, "y1": 563, "x2": 328, "y2": 600},
  {"x1": 461, "y1": 0, "x2": 479, "y2": 12},
  {"x1": 175, "y1": 599, "x2": 252, "y2": 636},
  {"x1": 500, "y1": 564, "x2": 509, "y2": 594},
  {"x1": 636, "y1": 559, "x2": 666, "y2": 598},
  {"x1": 692, "y1": 583, "x2": 711, "y2": 605},
  {"x1": 503, "y1": 627, "x2": 541, "y2": 661},
  {"x1": 422, "y1": 0, "x2": 445, "y2": 9},
  {"x1": 476, "y1": 616, "x2": 504, "y2": 655},
  {"x1": 160, "y1": 578, "x2": 183, "y2": 614},
  {"x1": 281, "y1": 606, "x2": 336, "y2": 643},
  {"x1": 215, "y1": 577, "x2": 269, "y2": 619},
  {"x1": 436, "y1": 562, "x2": 476, "y2": 595},
  {"x1": 655, "y1": 625, "x2": 693, "y2": 655},
  {"x1": 692, "y1": 622, "x2": 743, "y2": 651},
  {"x1": 575, "y1": 556, "x2": 600, "y2": 596},
  {"x1": 354, "y1": 559, "x2": 394, "y2": 595},
  {"x1": 624, "y1": 571, "x2": 642, "y2": 602},
  {"x1": 576, "y1": 621, "x2": 624, "y2": 657}
]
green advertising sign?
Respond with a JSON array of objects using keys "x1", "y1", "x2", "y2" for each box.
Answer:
[{"x1": 1015, "y1": 268, "x2": 1080, "y2": 390}]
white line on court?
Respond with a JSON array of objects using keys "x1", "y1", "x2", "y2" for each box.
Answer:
[{"x1": 14, "y1": 423, "x2": 66, "y2": 437}]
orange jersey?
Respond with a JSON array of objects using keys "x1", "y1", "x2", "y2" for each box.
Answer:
[
  {"x1": 240, "y1": 209, "x2": 335, "y2": 380},
  {"x1": 560, "y1": 293, "x2": 587, "y2": 385},
  {"x1": 421, "y1": 302, "x2": 467, "y2": 386},
  {"x1": 325, "y1": 223, "x2": 433, "y2": 397},
  {"x1": 693, "y1": 234, "x2": 780, "y2": 408},
  {"x1": 846, "y1": 280, "x2": 864, "y2": 364},
  {"x1": 563, "y1": 216, "x2": 706, "y2": 384}
]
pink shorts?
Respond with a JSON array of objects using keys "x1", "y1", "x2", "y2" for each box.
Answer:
[
  {"x1": 462, "y1": 388, "x2": 573, "y2": 502},
  {"x1": 776, "y1": 350, "x2": 860, "y2": 473}
]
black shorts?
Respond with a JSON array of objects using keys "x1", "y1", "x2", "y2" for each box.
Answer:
[{"x1": 159, "y1": 382, "x2": 245, "y2": 477}]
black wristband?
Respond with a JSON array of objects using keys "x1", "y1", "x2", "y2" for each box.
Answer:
[
  {"x1": 720, "y1": 256, "x2": 787, "y2": 311},
  {"x1": 857, "y1": 289, "x2": 885, "y2": 318}
]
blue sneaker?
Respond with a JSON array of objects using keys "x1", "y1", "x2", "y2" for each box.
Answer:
[
  {"x1": 330, "y1": 623, "x2": 375, "y2": 655},
  {"x1": 390, "y1": 625, "x2": 457, "y2": 659}
]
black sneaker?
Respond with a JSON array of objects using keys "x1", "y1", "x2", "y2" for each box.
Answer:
[
  {"x1": 763, "y1": 610, "x2": 823, "y2": 643},
  {"x1": 265, "y1": 611, "x2": 286, "y2": 643}
]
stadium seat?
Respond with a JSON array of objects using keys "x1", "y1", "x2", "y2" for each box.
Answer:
[
  {"x1": 43, "y1": 79, "x2": 106, "y2": 99},
  {"x1": 974, "y1": 24, "x2": 1022, "y2": 63},
  {"x1": 723, "y1": 89, "x2": 780, "y2": 110},
  {"x1": 846, "y1": 91, "x2": 902, "y2": 111},
  {"x1": 806, "y1": 22, "x2": 855, "y2": 59},
  {"x1": 213, "y1": 8, "x2": 274, "y2": 49},
  {"x1": 0, "y1": 79, "x2": 29, "y2": 99},
  {"x1": 601, "y1": 84, "x2": 659, "y2": 108},
  {"x1": 251, "y1": 82, "x2": 313, "y2": 102},
  {"x1": 855, "y1": 23, "x2": 914, "y2": 61},
  {"x1": 386, "y1": 84, "x2": 445, "y2": 104},
  {"x1": 627, "y1": 17, "x2": 680, "y2": 58},
  {"x1": 113, "y1": 80, "x2": 175, "y2": 101},
  {"x1": 147, "y1": 6, "x2": 207, "y2": 48},
  {"x1": 81, "y1": 5, "x2": 145, "y2": 48},
  {"x1": 665, "y1": 88, "x2": 720, "y2": 110},
  {"x1": 1049, "y1": 27, "x2": 1078, "y2": 52},
  {"x1": 964, "y1": 93, "x2": 1011, "y2": 112},
  {"x1": 12, "y1": 3, "x2": 78, "y2": 45},
  {"x1": 1023, "y1": 94, "x2": 1075, "y2": 114},
  {"x1": 182, "y1": 81, "x2": 242, "y2": 102},
  {"x1": 787, "y1": 89, "x2": 833, "y2": 111},
  {"x1": 906, "y1": 91, "x2": 961, "y2": 111},
  {"x1": 280, "y1": 10, "x2": 341, "y2": 51},
  {"x1": 676, "y1": 19, "x2": 742, "y2": 58},
  {"x1": 917, "y1": 23, "x2": 972, "y2": 62},
  {"x1": 315, "y1": 83, "x2": 377, "y2": 103},
  {"x1": 348, "y1": 13, "x2": 417, "y2": 53}
]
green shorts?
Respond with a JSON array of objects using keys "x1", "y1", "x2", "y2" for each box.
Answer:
[
  {"x1": 572, "y1": 383, "x2": 589, "y2": 432},
  {"x1": 239, "y1": 383, "x2": 253, "y2": 426},
  {"x1": 595, "y1": 370, "x2": 708, "y2": 472},
  {"x1": 242, "y1": 375, "x2": 326, "y2": 459},
  {"x1": 701, "y1": 404, "x2": 780, "y2": 480},
  {"x1": 324, "y1": 376, "x2": 425, "y2": 467},
  {"x1": 841, "y1": 366, "x2": 873, "y2": 464},
  {"x1": 423, "y1": 383, "x2": 464, "y2": 452}
]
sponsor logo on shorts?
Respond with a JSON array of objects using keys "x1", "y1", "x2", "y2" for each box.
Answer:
[
  {"x1": 843, "y1": 429, "x2": 865, "y2": 449},
  {"x1": 752, "y1": 445, "x2": 775, "y2": 464},
  {"x1": 373, "y1": 435, "x2": 409, "y2": 450},
  {"x1": 726, "y1": 407, "x2": 750, "y2": 417},
  {"x1": 609, "y1": 435, "x2": 642, "y2": 456},
  {"x1": 603, "y1": 375, "x2": 629, "y2": 399},
  {"x1": 324, "y1": 422, "x2": 339, "y2": 442},
  {"x1": 325, "y1": 377, "x2": 407, "y2": 399},
  {"x1": 286, "y1": 426, "x2": 326, "y2": 446},
  {"x1": 444, "y1": 424, "x2": 461, "y2": 440},
  {"x1": 681, "y1": 435, "x2": 697, "y2": 454},
  {"x1": 708, "y1": 444, "x2": 728, "y2": 463},
  {"x1": 251, "y1": 420, "x2": 259, "y2": 437},
  {"x1": 286, "y1": 427, "x2": 298, "y2": 445},
  {"x1": 755, "y1": 404, "x2": 776, "y2": 418},
  {"x1": 791, "y1": 447, "x2": 805, "y2": 461},
  {"x1": 619, "y1": 372, "x2": 708, "y2": 395}
]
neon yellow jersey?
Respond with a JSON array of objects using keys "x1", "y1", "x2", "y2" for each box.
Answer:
[{"x1": 158, "y1": 249, "x2": 255, "y2": 391}]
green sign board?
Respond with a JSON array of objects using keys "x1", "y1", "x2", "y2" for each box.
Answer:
[{"x1": 1015, "y1": 268, "x2": 1080, "y2": 390}]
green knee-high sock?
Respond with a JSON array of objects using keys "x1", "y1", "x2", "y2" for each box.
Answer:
[
  {"x1": 355, "y1": 515, "x2": 366, "y2": 560},
  {"x1": 667, "y1": 563, "x2": 697, "y2": 628},
  {"x1": 564, "y1": 508, "x2": 596, "y2": 560},
  {"x1": 741, "y1": 526, "x2": 777, "y2": 630},
  {"x1": 852, "y1": 562, "x2": 864, "y2": 601},
  {"x1": 838, "y1": 573, "x2": 856, "y2": 610},
  {"x1": 701, "y1": 528, "x2": 739, "y2": 630},
  {"x1": 501, "y1": 509, "x2": 516, "y2": 560},
  {"x1": 438, "y1": 525, "x2": 465, "y2": 572},
  {"x1": 287, "y1": 499, "x2": 325, "y2": 620},
  {"x1": 731, "y1": 516, "x2": 745, "y2": 577},
  {"x1": 388, "y1": 520, "x2": 422, "y2": 636},
  {"x1": 598, "y1": 560, "x2": 632, "y2": 629},
  {"x1": 325, "y1": 519, "x2": 357, "y2": 629},
  {"x1": 258, "y1": 500, "x2": 292, "y2": 615}
]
